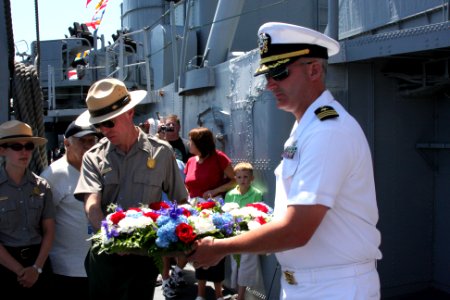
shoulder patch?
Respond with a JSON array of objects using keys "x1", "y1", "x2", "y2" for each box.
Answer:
[{"x1": 314, "y1": 106, "x2": 339, "y2": 121}]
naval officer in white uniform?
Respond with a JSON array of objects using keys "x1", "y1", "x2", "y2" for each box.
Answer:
[{"x1": 189, "y1": 22, "x2": 382, "y2": 300}]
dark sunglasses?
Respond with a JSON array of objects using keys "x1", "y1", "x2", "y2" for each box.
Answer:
[
  {"x1": 265, "y1": 67, "x2": 289, "y2": 81},
  {"x1": 264, "y1": 61, "x2": 314, "y2": 82},
  {"x1": 93, "y1": 119, "x2": 115, "y2": 129},
  {"x1": 4, "y1": 142, "x2": 35, "y2": 151}
]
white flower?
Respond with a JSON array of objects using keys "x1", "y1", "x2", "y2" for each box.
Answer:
[
  {"x1": 222, "y1": 202, "x2": 240, "y2": 212},
  {"x1": 238, "y1": 206, "x2": 266, "y2": 218},
  {"x1": 247, "y1": 220, "x2": 263, "y2": 231},
  {"x1": 117, "y1": 214, "x2": 154, "y2": 234},
  {"x1": 189, "y1": 215, "x2": 216, "y2": 235}
]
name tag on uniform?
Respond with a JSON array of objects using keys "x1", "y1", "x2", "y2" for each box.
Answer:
[{"x1": 281, "y1": 145, "x2": 297, "y2": 159}]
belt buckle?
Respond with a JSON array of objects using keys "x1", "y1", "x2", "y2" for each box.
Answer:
[
  {"x1": 283, "y1": 270, "x2": 297, "y2": 285},
  {"x1": 20, "y1": 247, "x2": 31, "y2": 260}
]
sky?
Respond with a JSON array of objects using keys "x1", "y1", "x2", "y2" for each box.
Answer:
[{"x1": 11, "y1": 0, "x2": 122, "y2": 56}]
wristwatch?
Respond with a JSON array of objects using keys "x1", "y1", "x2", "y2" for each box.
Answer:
[{"x1": 33, "y1": 264, "x2": 42, "y2": 274}]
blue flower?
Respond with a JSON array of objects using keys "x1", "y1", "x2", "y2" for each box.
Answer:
[
  {"x1": 156, "y1": 214, "x2": 188, "y2": 248},
  {"x1": 102, "y1": 219, "x2": 119, "y2": 239},
  {"x1": 212, "y1": 212, "x2": 235, "y2": 236}
]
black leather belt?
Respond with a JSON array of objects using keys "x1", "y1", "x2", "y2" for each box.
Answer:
[
  {"x1": 19, "y1": 247, "x2": 32, "y2": 259},
  {"x1": 4, "y1": 245, "x2": 40, "y2": 261}
]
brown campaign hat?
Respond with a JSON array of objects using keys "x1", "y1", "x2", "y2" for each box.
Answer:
[
  {"x1": 76, "y1": 78, "x2": 147, "y2": 126},
  {"x1": 0, "y1": 120, "x2": 47, "y2": 146},
  {"x1": 254, "y1": 22, "x2": 340, "y2": 76}
]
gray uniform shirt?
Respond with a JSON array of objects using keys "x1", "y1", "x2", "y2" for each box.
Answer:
[
  {"x1": 74, "y1": 130, "x2": 188, "y2": 214},
  {"x1": 0, "y1": 166, "x2": 55, "y2": 247}
]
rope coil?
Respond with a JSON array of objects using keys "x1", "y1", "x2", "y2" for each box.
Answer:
[{"x1": 12, "y1": 62, "x2": 48, "y2": 174}]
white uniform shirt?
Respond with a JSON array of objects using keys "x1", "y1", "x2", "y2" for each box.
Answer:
[
  {"x1": 274, "y1": 90, "x2": 382, "y2": 269},
  {"x1": 41, "y1": 156, "x2": 90, "y2": 277}
]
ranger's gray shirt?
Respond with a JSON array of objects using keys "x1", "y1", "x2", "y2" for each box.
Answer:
[
  {"x1": 0, "y1": 166, "x2": 55, "y2": 247},
  {"x1": 74, "y1": 130, "x2": 188, "y2": 214}
]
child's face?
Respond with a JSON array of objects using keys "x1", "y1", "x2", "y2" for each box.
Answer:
[{"x1": 235, "y1": 169, "x2": 253, "y2": 189}]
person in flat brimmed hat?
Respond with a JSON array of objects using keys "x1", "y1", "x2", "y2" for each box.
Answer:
[
  {"x1": 73, "y1": 78, "x2": 188, "y2": 300},
  {"x1": 0, "y1": 120, "x2": 56, "y2": 297},
  {"x1": 40, "y1": 118, "x2": 99, "y2": 299},
  {"x1": 0, "y1": 120, "x2": 47, "y2": 147},
  {"x1": 75, "y1": 77, "x2": 147, "y2": 128},
  {"x1": 189, "y1": 22, "x2": 382, "y2": 299}
]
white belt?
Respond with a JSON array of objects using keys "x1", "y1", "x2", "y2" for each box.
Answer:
[{"x1": 281, "y1": 261, "x2": 376, "y2": 285}]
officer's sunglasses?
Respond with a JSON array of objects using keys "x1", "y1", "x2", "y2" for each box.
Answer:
[
  {"x1": 93, "y1": 119, "x2": 115, "y2": 129},
  {"x1": 3, "y1": 142, "x2": 35, "y2": 151},
  {"x1": 265, "y1": 61, "x2": 314, "y2": 82}
]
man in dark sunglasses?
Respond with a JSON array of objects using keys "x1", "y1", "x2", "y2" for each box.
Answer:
[
  {"x1": 189, "y1": 22, "x2": 382, "y2": 300},
  {"x1": 93, "y1": 119, "x2": 115, "y2": 129},
  {"x1": 264, "y1": 60, "x2": 314, "y2": 82},
  {"x1": 73, "y1": 78, "x2": 188, "y2": 300}
]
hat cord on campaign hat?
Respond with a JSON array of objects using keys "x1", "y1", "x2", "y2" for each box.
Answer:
[
  {"x1": 0, "y1": 134, "x2": 32, "y2": 140},
  {"x1": 89, "y1": 95, "x2": 130, "y2": 117}
]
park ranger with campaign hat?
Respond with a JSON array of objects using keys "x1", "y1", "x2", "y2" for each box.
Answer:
[
  {"x1": 0, "y1": 120, "x2": 54, "y2": 298},
  {"x1": 189, "y1": 22, "x2": 382, "y2": 300},
  {"x1": 74, "y1": 78, "x2": 188, "y2": 300}
]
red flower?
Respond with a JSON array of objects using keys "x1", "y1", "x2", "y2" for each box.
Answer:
[
  {"x1": 181, "y1": 207, "x2": 191, "y2": 217},
  {"x1": 246, "y1": 203, "x2": 268, "y2": 213},
  {"x1": 143, "y1": 211, "x2": 160, "y2": 221},
  {"x1": 149, "y1": 201, "x2": 170, "y2": 210},
  {"x1": 197, "y1": 201, "x2": 216, "y2": 210},
  {"x1": 110, "y1": 211, "x2": 126, "y2": 224},
  {"x1": 175, "y1": 223, "x2": 197, "y2": 244},
  {"x1": 255, "y1": 216, "x2": 266, "y2": 225}
]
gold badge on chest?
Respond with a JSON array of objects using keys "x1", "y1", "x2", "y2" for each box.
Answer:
[{"x1": 147, "y1": 157, "x2": 156, "y2": 169}]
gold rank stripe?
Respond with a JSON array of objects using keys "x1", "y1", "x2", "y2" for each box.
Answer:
[
  {"x1": 260, "y1": 49, "x2": 310, "y2": 64},
  {"x1": 315, "y1": 106, "x2": 339, "y2": 120},
  {"x1": 317, "y1": 111, "x2": 338, "y2": 118}
]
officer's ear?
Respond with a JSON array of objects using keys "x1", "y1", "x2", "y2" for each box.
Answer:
[{"x1": 63, "y1": 138, "x2": 71, "y2": 148}]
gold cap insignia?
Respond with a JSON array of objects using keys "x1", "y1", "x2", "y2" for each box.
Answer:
[{"x1": 258, "y1": 32, "x2": 269, "y2": 55}]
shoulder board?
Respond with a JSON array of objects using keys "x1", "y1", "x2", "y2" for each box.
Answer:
[{"x1": 314, "y1": 106, "x2": 339, "y2": 121}]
